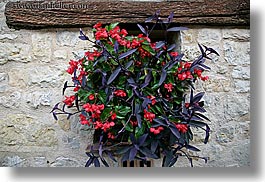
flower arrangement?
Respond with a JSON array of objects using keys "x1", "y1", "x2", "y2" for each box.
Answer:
[{"x1": 51, "y1": 11, "x2": 219, "y2": 167}]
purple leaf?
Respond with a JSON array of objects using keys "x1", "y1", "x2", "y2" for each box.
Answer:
[
  {"x1": 192, "y1": 92, "x2": 204, "y2": 103},
  {"x1": 153, "y1": 118, "x2": 167, "y2": 126},
  {"x1": 129, "y1": 147, "x2": 138, "y2": 161},
  {"x1": 106, "y1": 151, "x2": 117, "y2": 162},
  {"x1": 185, "y1": 144, "x2": 201, "y2": 152},
  {"x1": 52, "y1": 112, "x2": 58, "y2": 120},
  {"x1": 118, "y1": 48, "x2": 137, "y2": 60},
  {"x1": 151, "y1": 140, "x2": 159, "y2": 153},
  {"x1": 93, "y1": 158, "x2": 100, "y2": 167},
  {"x1": 204, "y1": 125, "x2": 210, "y2": 144},
  {"x1": 125, "y1": 60, "x2": 133, "y2": 69},
  {"x1": 79, "y1": 28, "x2": 89, "y2": 40},
  {"x1": 81, "y1": 75, "x2": 86, "y2": 87},
  {"x1": 167, "y1": 44, "x2": 176, "y2": 51},
  {"x1": 168, "y1": 12, "x2": 174, "y2": 23},
  {"x1": 137, "y1": 24, "x2": 147, "y2": 35},
  {"x1": 169, "y1": 125, "x2": 181, "y2": 139},
  {"x1": 155, "y1": 41, "x2": 165, "y2": 49},
  {"x1": 195, "y1": 113, "x2": 210, "y2": 121},
  {"x1": 199, "y1": 63, "x2": 211, "y2": 70},
  {"x1": 138, "y1": 133, "x2": 148, "y2": 146},
  {"x1": 74, "y1": 95, "x2": 80, "y2": 111},
  {"x1": 158, "y1": 69, "x2": 167, "y2": 86},
  {"x1": 121, "y1": 151, "x2": 130, "y2": 162},
  {"x1": 85, "y1": 157, "x2": 93, "y2": 167},
  {"x1": 107, "y1": 66, "x2": 121, "y2": 85},
  {"x1": 140, "y1": 70, "x2": 152, "y2": 89},
  {"x1": 139, "y1": 147, "x2": 159, "y2": 159},
  {"x1": 135, "y1": 104, "x2": 142, "y2": 128},
  {"x1": 130, "y1": 133, "x2": 137, "y2": 144},
  {"x1": 62, "y1": 81, "x2": 68, "y2": 95},
  {"x1": 167, "y1": 27, "x2": 188, "y2": 32},
  {"x1": 100, "y1": 157, "x2": 109, "y2": 167},
  {"x1": 198, "y1": 43, "x2": 204, "y2": 54},
  {"x1": 50, "y1": 102, "x2": 60, "y2": 113},
  {"x1": 114, "y1": 41, "x2": 119, "y2": 54}
]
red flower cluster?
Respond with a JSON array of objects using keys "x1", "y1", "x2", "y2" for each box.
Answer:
[
  {"x1": 94, "y1": 121, "x2": 115, "y2": 132},
  {"x1": 164, "y1": 83, "x2": 173, "y2": 92},
  {"x1": 194, "y1": 68, "x2": 209, "y2": 81},
  {"x1": 88, "y1": 94, "x2": 95, "y2": 101},
  {"x1": 176, "y1": 62, "x2": 193, "y2": 81},
  {"x1": 107, "y1": 132, "x2": 115, "y2": 139},
  {"x1": 63, "y1": 95, "x2": 75, "y2": 106},
  {"x1": 175, "y1": 123, "x2": 188, "y2": 133},
  {"x1": 79, "y1": 114, "x2": 91, "y2": 125},
  {"x1": 114, "y1": 90, "x2": 127, "y2": 97},
  {"x1": 130, "y1": 120, "x2": 138, "y2": 127},
  {"x1": 144, "y1": 109, "x2": 155, "y2": 122},
  {"x1": 85, "y1": 50, "x2": 101, "y2": 61},
  {"x1": 150, "y1": 126, "x2": 164, "y2": 135},
  {"x1": 147, "y1": 95, "x2": 156, "y2": 105},
  {"x1": 94, "y1": 23, "x2": 108, "y2": 40},
  {"x1": 170, "y1": 52, "x2": 178, "y2": 57},
  {"x1": 66, "y1": 60, "x2": 79, "y2": 75},
  {"x1": 83, "y1": 103, "x2": 105, "y2": 119},
  {"x1": 110, "y1": 112, "x2": 117, "y2": 120}
]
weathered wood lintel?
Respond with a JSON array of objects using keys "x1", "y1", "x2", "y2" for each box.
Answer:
[{"x1": 5, "y1": 0, "x2": 250, "y2": 30}]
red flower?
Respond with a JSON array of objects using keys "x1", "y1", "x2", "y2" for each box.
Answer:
[
  {"x1": 73, "y1": 86, "x2": 80, "y2": 92},
  {"x1": 107, "y1": 132, "x2": 115, "y2": 139},
  {"x1": 110, "y1": 112, "x2": 117, "y2": 120},
  {"x1": 63, "y1": 95, "x2": 75, "y2": 106},
  {"x1": 130, "y1": 120, "x2": 138, "y2": 127},
  {"x1": 88, "y1": 94, "x2": 95, "y2": 100},
  {"x1": 144, "y1": 109, "x2": 155, "y2": 122},
  {"x1": 147, "y1": 95, "x2": 156, "y2": 105},
  {"x1": 164, "y1": 83, "x2": 173, "y2": 92},
  {"x1": 150, "y1": 126, "x2": 164, "y2": 135},
  {"x1": 93, "y1": 22, "x2": 102, "y2": 30},
  {"x1": 201, "y1": 76, "x2": 209, "y2": 81},
  {"x1": 170, "y1": 52, "x2": 178, "y2": 57},
  {"x1": 83, "y1": 103, "x2": 105, "y2": 119},
  {"x1": 175, "y1": 123, "x2": 188, "y2": 133},
  {"x1": 120, "y1": 29, "x2": 128, "y2": 37},
  {"x1": 114, "y1": 90, "x2": 127, "y2": 97},
  {"x1": 66, "y1": 60, "x2": 79, "y2": 75},
  {"x1": 95, "y1": 28, "x2": 108, "y2": 40},
  {"x1": 178, "y1": 72, "x2": 187, "y2": 81},
  {"x1": 79, "y1": 114, "x2": 90, "y2": 125}
]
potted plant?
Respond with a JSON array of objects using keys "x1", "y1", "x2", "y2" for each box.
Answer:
[{"x1": 51, "y1": 11, "x2": 219, "y2": 167}]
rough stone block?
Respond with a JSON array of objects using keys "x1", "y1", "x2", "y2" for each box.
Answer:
[
  {"x1": 50, "y1": 156, "x2": 80, "y2": 167},
  {"x1": 234, "y1": 79, "x2": 250, "y2": 93},
  {"x1": 0, "y1": 114, "x2": 58, "y2": 147},
  {"x1": 0, "y1": 43, "x2": 31, "y2": 64},
  {"x1": 232, "y1": 66, "x2": 250, "y2": 79},
  {"x1": 222, "y1": 29, "x2": 250, "y2": 41},
  {"x1": 32, "y1": 32, "x2": 53, "y2": 63},
  {"x1": 224, "y1": 40, "x2": 250, "y2": 66}
]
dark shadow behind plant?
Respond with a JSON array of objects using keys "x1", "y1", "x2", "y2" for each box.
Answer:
[{"x1": 51, "y1": 11, "x2": 219, "y2": 167}]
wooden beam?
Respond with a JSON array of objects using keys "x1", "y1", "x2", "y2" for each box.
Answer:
[{"x1": 5, "y1": 0, "x2": 249, "y2": 29}]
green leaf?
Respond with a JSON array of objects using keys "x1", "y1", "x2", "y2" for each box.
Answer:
[
  {"x1": 110, "y1": 58, "x2": 119, "y2": 66},
  {"x1": 100, "y1": 107, "x2": 112, "y2": 121},
  {"x1": 98, "y1": 90, "x2": 107, "y2": 104},
  {"x1": 142, "y1": 45, "x2": 155, "y2": 55},
  {"x1": 108, "y1": 22, "x2": 119, "y2": 31},
  {"x1": 121, "y1": 120, "x2": 133, "y2": 132},
  {"x1": 135, "y1": 124, "x2": 146, "y2": 138},
  {"x1": 115, "y1": 106, "x2": 131, "y2": 116}
]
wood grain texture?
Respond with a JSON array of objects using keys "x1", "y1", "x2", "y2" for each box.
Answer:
[{"x1": 5, "y1": 0, "x2": 250, "y2": 29}]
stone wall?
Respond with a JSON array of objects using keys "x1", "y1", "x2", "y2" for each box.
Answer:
[{"x1": 0, "y1": 0, "x2": 250, "y2": 167}]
